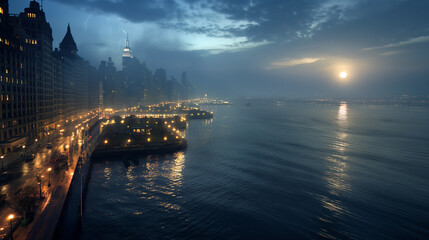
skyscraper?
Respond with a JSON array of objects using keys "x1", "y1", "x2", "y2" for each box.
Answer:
[
  {"x1": 0, "y1": 0, "x2": 38, "y2": 153},
  {"x1": 19, "y1": 0, "x2": 55, "y2": 136},
  {"x1": 122, "y1": 35, "x2": 133, "y2": 71}
]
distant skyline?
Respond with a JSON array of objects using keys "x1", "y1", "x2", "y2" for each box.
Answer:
[{"x1": 10, "y1": 0, "x2": 429, "y2": 97}]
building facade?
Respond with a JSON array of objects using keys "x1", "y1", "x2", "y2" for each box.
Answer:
[{"x1": 0, "y1": 0, "x2": 101, "y2": 154}]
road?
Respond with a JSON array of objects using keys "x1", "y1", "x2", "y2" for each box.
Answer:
[{"x1": 0, "y1": 114, "x2": 98, "y2": 240}]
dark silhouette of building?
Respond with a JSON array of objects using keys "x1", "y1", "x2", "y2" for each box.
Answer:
[
  {"x1": 100, "y1": 38, "x2": 197, "y2": 109},
  {"x1": 58, "y1": 24, "x2": 100, "y2": 119},
  {"x1": 100, "y1": 57, "x2": 122, "y2": 109}
]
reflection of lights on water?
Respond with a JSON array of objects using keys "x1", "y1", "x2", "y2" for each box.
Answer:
[
  {"x1": 137, "y1": 152, "x2": 186, "y2": 211},
  {"x1": 319, "y1": 102, "x2": 350, "y2": 235},
  {"x1": 104, "y1": 167, "x2": 111, "y2": 181},
  {"x1": 338, "y1": 102, "x2": 348, "y2": 125}
]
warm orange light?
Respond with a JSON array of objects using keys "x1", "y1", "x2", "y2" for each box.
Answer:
[
  {"x1": 104, "y1": 140, "x2": 108, "y2": 144},
  {"x1": 48, "y1": 167, "x2": 52, "y2": 172},
  {"x1": 147, "y1": 138, "x2": 151, "y2": 142},
  {"x1": 7, "y1": 214, "x2": 14, "y2": 220},
  {"x1": 164, "y1": 136, "x2": 167, "y2": 141}
]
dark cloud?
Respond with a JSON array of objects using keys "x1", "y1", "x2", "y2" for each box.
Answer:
[
  {"x1": 52, "y1": 0, "x2": 178, "y2": 22},
  {"x1": 44, "y1": 0, "x2": 429, "y2": 97},
  {"x1": 52, "y1": 0, "x2": 429, "y2": 46}
]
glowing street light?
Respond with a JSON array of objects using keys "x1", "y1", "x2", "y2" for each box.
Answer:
[
  {"x1": 1, "y1": 155, "x2": 4, "y2": 171},
  {"x1": 8, "y1": 214, "x2": 14, "y2": 240},
  {"x1": 104, "y1": 140, "x2": 108, "y2": 144},
  {"x1": 164, "y1": 136, "x2": 167, "y2": 141},
  {"x1": 47, "y1": 167, "x2": 52, "y2": 187},
  {"x1": 36, "y1": 175, "x2": 42, "y2": 199},
  {"x1": 127, "y1": 139, "x2": 131, "y2": 143},
  {"x1": 147, "y1": 138, "x2": 151, "y2": 142}
]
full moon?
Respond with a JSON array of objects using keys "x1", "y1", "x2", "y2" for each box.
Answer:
[{"x1": 339, "y1": 71, "x2": 348, "y2": 79}]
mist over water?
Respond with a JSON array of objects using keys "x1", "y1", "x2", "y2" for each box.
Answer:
[{"x1": 82, "y1": 99, "x2": 429, "y2": 239}]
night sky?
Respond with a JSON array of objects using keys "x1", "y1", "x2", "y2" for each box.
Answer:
[{"x1": 10, "y1": 0, "x2": 429, "y2": 97}]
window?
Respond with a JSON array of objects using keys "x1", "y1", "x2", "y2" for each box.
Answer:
[{"x1": 0, "y1": 7, "x2": 3, "y2": 15}]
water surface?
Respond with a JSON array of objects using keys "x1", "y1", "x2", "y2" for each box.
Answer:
[{"x1": 82, "y1": 100, "x2": 429, "y2": 239}]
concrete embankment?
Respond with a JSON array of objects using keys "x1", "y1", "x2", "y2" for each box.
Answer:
[
  {"x1": 51, "y1": 122, "x2": 101, "y2": 240},
  {"x1": 91, "y1": 140, "x2": 187, "y2": 159}
]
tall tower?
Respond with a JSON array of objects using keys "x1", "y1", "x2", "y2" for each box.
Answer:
[
  {"x1": 59, "y1": 24, "x2": 78, "y2": 57},
  {"x1": 19, "y1": 0, "x2": 55, "y2": 136},
  {"x1": 122, "y1": 35, "x2": 133, "y2": 70}
]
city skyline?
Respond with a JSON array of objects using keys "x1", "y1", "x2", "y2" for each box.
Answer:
[{"x1": 9, "y1": 0, "x2": 429, "y2": 97}]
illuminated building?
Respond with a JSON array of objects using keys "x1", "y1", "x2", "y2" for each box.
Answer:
[
  {"x1": 19, "y1": 0, "x2": 56, "y2": 135},
  {"x1": 0, "y1": 0, "x2": 38, "y2": 153},
  {"x1": 0, "y1": 0, "x2": 101, "y2": 153}
]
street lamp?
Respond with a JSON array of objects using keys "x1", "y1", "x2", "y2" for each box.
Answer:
[
  {"x1": 8, "y1": 214, "x2": 14, "y2": 240},
  {"x1": 1, "y1": 155, "x2": 4, "y2": 171},
  {"x1": 36, "y1": 175, "x2": 42, "y2": 199},
  {"x1": 47, "y1": 167, "x2": 52, "y2": 187}
]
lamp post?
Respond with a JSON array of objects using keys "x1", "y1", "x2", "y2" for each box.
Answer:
[
  {"x1": 8, "y1": 214, "x2": 14, "y2": 240},
  {"x1": 36, "y1": 175, "x2": 42, "y2": 199},
  {"x1": 22, "y1": 145, "x2": 26, "y2": 158},
  {"x1": 35, "y1": 139, "x2": 38, "y2": 149},
  {"x1": 1, "y1": 155, "x2": 4, "y2": 171},
  {"x1": 65, "y1": 144, "x2": 70, "y2": 159},
  {"x1": 47, "y1": 167, "x2": 52, "y2": 187}
]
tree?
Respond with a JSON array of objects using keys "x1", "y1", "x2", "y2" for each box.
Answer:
[{"x1": 8, "y1": 186, "x2": 38, "y2": 223}]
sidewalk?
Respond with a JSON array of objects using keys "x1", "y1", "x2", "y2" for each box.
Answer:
[{"x1": 0, "y1": 114, "x2": 99, "y2": 240}]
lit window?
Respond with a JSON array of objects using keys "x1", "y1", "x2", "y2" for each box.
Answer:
[{"x1": 0, "y1": 7, "x2": 3, "y2": 15}]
